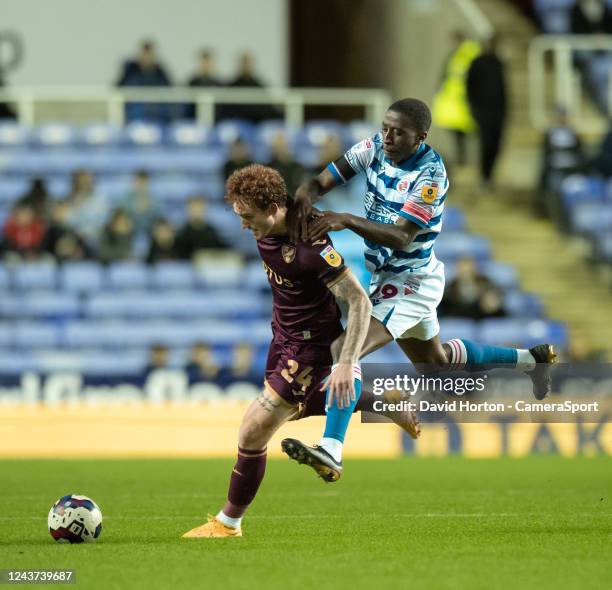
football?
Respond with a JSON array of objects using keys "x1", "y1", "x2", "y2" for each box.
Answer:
[{"x1": 48, "y1": 495, "x2": 103, "y2": 543}]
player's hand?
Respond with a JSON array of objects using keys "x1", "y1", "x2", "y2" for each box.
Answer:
[
  {"x1": 288, "y1": 185, "x2": 314, "y2": 243},
  {"x1": 308, "y1": 211, "x2": 349, "y2": 242},
  {"x1": 322, "y1": 363, "x2": 356, "y2": 410}
]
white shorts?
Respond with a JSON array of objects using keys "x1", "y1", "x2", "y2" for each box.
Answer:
[{"x1": 368, "y1": 255, "x2": 445, "y2": 341}]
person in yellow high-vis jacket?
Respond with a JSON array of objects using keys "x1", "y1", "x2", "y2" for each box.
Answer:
[{"x1": 432, "y1": 31, "x2": 481, "y2": 165}]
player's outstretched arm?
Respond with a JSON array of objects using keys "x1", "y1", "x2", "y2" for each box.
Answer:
[
  {"x1": 288, "y1": 168, "x2": 338, "y2": 243},
  {"x1": 324, "y1": 269, "x2": 372, "y2": 409},
  {"x1": 309, "y1": 212, "x2": 420, "y2": 251}
]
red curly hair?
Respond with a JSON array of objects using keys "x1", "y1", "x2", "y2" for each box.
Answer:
[{"x1": 225, "y1": 164, "x2": 288, "y2": 212}]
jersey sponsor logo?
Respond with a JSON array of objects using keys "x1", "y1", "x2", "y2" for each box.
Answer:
[
  {"x1": 319, "y1": 245, "x2": 342, "y2": 268},
  {"x1": 262, "y1": 261, "x2": 294, "y2": 288},
  {"x1": 403, "y1": 276, "x2": 421, "y2": 295},
  {"x1": 281, "y1": 245, "x2": 296, "y2": 264},
  {"x1": 421, "y1": 182, "x2": 438, "y2": 204},
  {"x1": 397, "y1": 179, "x2": 410, "y2": 194}
]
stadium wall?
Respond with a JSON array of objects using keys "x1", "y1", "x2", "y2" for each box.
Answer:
[{"x1": 2, "y1": 0, "x2": 288, "y2": 86}]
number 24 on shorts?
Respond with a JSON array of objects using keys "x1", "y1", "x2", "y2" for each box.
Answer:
[{"x1": 281, "y1": 360, "x2": 314, "y2": 395}]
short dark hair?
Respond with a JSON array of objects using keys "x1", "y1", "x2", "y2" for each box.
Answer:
[{"x1": 388, "y1": 98, "x2": 432, "y2": 133}]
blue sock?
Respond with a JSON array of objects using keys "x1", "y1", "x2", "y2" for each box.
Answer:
[
  {"x1": 322, "y1": 368, "x2": 362, "y2": 444},
  {"x1": 446, "y1": 338, "x2": 517, "y2": 367}
]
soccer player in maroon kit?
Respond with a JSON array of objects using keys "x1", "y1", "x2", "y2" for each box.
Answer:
[{"x1": 182, "y1": 164, "x2": 372, "y2": 538}]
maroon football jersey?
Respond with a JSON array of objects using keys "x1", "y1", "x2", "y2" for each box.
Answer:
[{"x1": 257, "y1": 234, "x2": 348, "y2": 346}]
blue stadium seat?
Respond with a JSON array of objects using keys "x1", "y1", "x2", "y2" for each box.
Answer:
[
  {"x1": 442, "y1": 207, "x2": 466, "y2": 232},
  {"x1": 480, "y1": 261, "x2": 519, "y2": 290},
  {"x1": 21, "y1": 292, "x2": 81, "y2": 319},
  {"x1": 0, "y1": 264, "x2": 9, "y2": 288},
  {"x1": 150, "y1": 262, "x2": 195, "y2": 290},
  {"x1": 214, "y1": 119, "x2": 255, "y2": 146},
  {"x1": 59, "y1": 262, "x2": 104, "y2": 293},
  {"x1": 122, "y1": 121, "x2": 163, "y2": 146},
  {"x1": 149, "y1": 177, "x2": 205, "y2": 202},
  {"x1": 478, "y1": 318, "x2": 567, "y2": 349},
  {"x1": 439, "y1": 318, "x2": 478, "y2": 342},
  {"x1": 534, "y1": 0, "x2": 574, "y2": 33},
  {"x1": 32, "y1": 123, "x2": 76, "y2": 148},
  {"x1": 13, "y1": 322, "x2": 59, "y2": 349},
  {"x1": 79, "y1": 123, "x2": 122, "y2": 147},
  {"x1": 504, "y1": 291, "x2": 544, "y2": 318},
  {"x1": 13, "y1": 262, "x2": 57, "y2": 291},
  {"x1": 0, "y1": 122, "x2": 30, "y2": 147},
  {"x1": 571, "y1": 203, "x2": 612, "y2": 234},
  {"x1": 107, "y1": 262, "x2": 149, "y2": 290},
  {"x1": 244, "y1": 261, "x2": 269, "y2": 291},
  {"x1": 0, "y1": 350, "x2": 34, "y2": 374},
  {"x1": 255, "y1": 120, "x2": 299, "y2": 148},
  {"x1": 560, "y1": 175, "x2": 605, "y2": 211},
  {"x1": 299, "y1": 120, "x2": 344, "y2": 148},
  {"x1": 195, "y1": 265, "x2": 243, "y2": 288},
  {"x1": 166, "y1": 121, "x2": 213, "y2": 147},
  {"x1": 76, "y1": 351, "x2": 146, "y2": 376},
  {"x1": 0, "y1": 177, "x2": 29, "y2": 204},
  {"x1": 435, "y1": 233, "x2": 490, "y2": 262},
  {"x1": 0, "y1": 326, "x2": 13, "y2": 347},
  {"x1": 241, "y1": 321, "x2": 273, "y2": 345},
  {"x1": 594, "y1": 231, "x2": 612, "y2": 262},
  {"x1": 345, "y1": 121, "x2": 379, "y2": 147}
]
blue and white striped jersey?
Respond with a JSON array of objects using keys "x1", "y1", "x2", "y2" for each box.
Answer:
[{"x1": 327, "y1": 133, "x2": 449, "y2": 274}]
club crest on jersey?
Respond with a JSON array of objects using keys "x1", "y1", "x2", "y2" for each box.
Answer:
[
  {"x1": 397, "y1": 179, "x2": 410, "y2": 194},
  {"x1": 320, "y1": 245, "x2": 342, "y2": 268},
  {"x1": 282, "y1": 245, "x2": 296, "y2": 264},
  {"x1": 421, "y1": 182, "x2": 438, "y2": 203}
]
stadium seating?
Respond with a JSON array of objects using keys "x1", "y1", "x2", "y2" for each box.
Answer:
[{"x1": 0, "y1": 121, "x2": 569, "y2": 377}]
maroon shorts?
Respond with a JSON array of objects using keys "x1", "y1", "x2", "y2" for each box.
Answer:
[{"x1": 264, "y1": 336, "x2": 333, "y2": 405}]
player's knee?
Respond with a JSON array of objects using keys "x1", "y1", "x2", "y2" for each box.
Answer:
[{"x1": 238, "y1": 417, "x2": 269, "y2": 449}]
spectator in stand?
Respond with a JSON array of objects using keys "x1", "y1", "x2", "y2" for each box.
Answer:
[
  {"x1": 146, "y1": 217, "x2": 178, "y2": 264},
  {"x1": 185, "y1": 342, "x2": 220, "y2": 383},
  {"x1": 66, "y1": 169, "x2": 110, "y2": 248},
  {"x1": 310, "y1": 134, "x2": 344, "y2": 175},
  {"x1": 466, "y1": 34, "x2": 508, "y2": 193},
  {"x1": 43, "y1": 199, "x2": 90, "y2": 263},
  {"x1": 19, "y1": 177, "x2": 50, "y2": 219},
  {"x1": 217, "y1": 343, "x2": 260, "y2": 388},
  {"x1": 225, "y1": 51, "x2": 281, "y2": 122},
  {"x1": 1, "y1": 202, "x2": 46, "y2": 260},
  {"x1": 185, "y1": 49, "x2": 223, "y2": 120},
  {"x1": 97, "y1": 208, "x2": 135, "y2": 263},
  {"x1": 176, "y1": 197, "x2": 228, "y2": 259},
  {"x1": 476, "y1": 287, "x2": 508, "y2": 320},
  {"x1": 268, "y1": 133, "x2": 304, "y2": 195},
  {"x1": 439, "y1": 256, "x2": 505, "y2": 319},
  {"x1": 571, "y1": 0, "x2": 612, "y2": 34},
  {"x1": 189, "y1": 49, "x2": 222, "y2": 88},
  {"x1": 143, "y1": 344, "x2": 170, "y2": 379},
  {"x1": 432, "y1": 31, "x2": 480, "y2": 166},
  {"x1": 116, "y1": 40, "x2": 173, "y2": 122},
  {"x1": 540, "y1": 106, "x2": 585, "y2": 192},
  {"x1": 121, "y1": 170, "x2": 158, "y2": 236},
  {"x1": 590, "y1": 119, "x2": 612, "y2": 178},
  {"x1": 223, "y1": 138, "x2": 253, "y2": 180}
]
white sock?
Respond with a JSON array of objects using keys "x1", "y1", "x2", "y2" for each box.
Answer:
[
  {"x1": 318, "y1": 437, "x2": 343, "y2": 463},
  {"x1": 516, "y1": 349, "x2": 536, "y2": 371},
  {"x1": 216, "y1": 510, "x2": 242, "y2": 529}
]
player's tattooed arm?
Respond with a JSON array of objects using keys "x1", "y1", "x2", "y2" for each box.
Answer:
[
  {"x1": 257, "y1": 390, "x2": 281, "y2": 413},
  {"x1": 328, "y1": 269, "x2": 372, "y2": 365}
]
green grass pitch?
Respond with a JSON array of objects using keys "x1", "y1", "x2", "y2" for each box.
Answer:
[{"x1": 0, "y1": 457, "x2": 610, "y2": 590}]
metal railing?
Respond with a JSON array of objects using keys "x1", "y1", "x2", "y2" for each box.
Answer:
[
  {"x1": 528, "y1": 35, "x2": 612, "y2": 133},
  {"x1": 0, "y1": 86, "x2": 392, "y2": 127}
]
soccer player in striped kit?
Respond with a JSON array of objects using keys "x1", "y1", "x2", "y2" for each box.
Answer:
[{"x1": 284, "y1": 98, "x2": 556, "y2": 480}]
